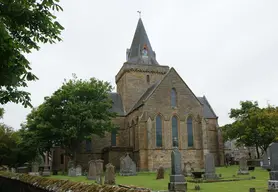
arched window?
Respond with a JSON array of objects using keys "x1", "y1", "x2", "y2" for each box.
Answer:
[
  {"x1": 156, "y1": 115, "x2": 162, "y2": 147},
  {"x1": 171, "y1": 88, "x2": 177, "y2": 107},
  {"x1": 111, "y1": 128, "x2": 117, "y2": 147},
  {"x1": 187, "y1": 117, "x2": 193, "y2": 147},
  {"x1": 86, "y1": 140, "x2": 92, "y2": 152},
  {"x1": 172, "y1": 116, "x2": 178, "y2": 146},
  {"x1": 146, "y1": 75, "x2": 150, "y2": 84}
]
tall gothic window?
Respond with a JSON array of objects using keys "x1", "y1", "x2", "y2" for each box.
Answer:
[
  {"x1": 187, "y1": 117, "x2": 193, "y2": 147},
  {"x1": 85, "y1": 140, "x2": 92, "y2": 152},
  {"x1": 111, "y1": 129, "x2": 117, "y2": 147},
  {"x1": 171, "y1": 88, "x2": 177, "y2": 107},
  {"x1": 156, "y1": 115, "x2": 162, "y2": 147},
  {"x1": 172, "y1": 116, "x2": 178, "y2": 146}
]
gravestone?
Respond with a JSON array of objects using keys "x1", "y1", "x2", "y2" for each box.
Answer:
[
  {"x1": 31, "y1": 162, "x2": 40, "y2": 176},
  {"x1": 262, "y1": 148, "x2": 270, "y2": 170},
  {"x1": 87, "y1": 160, "x2": 97, "y2": 180},
  {"x1": 183, "y1": 162, "x2": 192, "y2": 176},
  {"x1": 95, "y1": 159, "x2": 104, "y2": 185},
  {"x1": 17, "y1": 167, "x2": 29, "y2": 174},
  {"x1": 268, "y1": 142, "x2": 278, "y2": 191},
  {"x1": 11, "y1": 168, "x2": 16, "y2": 173},
  {"x1": 42, "y1": 153, "x2": 51, "y2": 177},
  {"x1": 156, "y1": 165, "x2": 164, "y2": 180},
  {"x1": 119, "y1": 153, "x2": 137, "y2": 176},
  {"x1": 168, "y1": 137, "x2": 187, "y2": 192},
  {"x1": 95, "y1": 159, "x2": 104, "y2": 176},
  {"x1": 237, "y1": 157, "x2": 249, "y2": 175},
  {"x1": 68, "y1": 167, "x2": 76, "y2": 177},
  {"x1": 76, "y1": 165, "x2": 82, "y2": 176},
  {"x1": 104, "y1": 163, "x2": 115, "y2": 185},
  {"x1": 204, "y1": 153, "x2": 218, "y2": 179}
]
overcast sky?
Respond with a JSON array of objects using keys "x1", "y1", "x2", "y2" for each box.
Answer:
[{"x1": 2, "y1": 0, "x2": 278, "y2": 130}]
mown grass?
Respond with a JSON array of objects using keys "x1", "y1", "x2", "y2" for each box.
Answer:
[{"x1": 50, "y1": 165, "x2": 269, "y2": 192}]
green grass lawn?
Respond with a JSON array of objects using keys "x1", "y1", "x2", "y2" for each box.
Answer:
[{"x1": 50, "y1": 166, "x2": 269, "y2": 192}]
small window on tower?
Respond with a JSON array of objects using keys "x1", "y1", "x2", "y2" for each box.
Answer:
[{"x1": 146, "y1": 75, "x2": 150, "y2": 84}]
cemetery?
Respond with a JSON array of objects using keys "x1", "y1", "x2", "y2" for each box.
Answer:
[{"x1": 0, "y1": 140, "x2": 277, "y2": 192}]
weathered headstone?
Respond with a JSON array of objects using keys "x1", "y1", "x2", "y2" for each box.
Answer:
[
  {"x1": 156, "y1": 165, "x2": 164, "y2": 180},
  {"x1": 17, "y1": 167, "x2": 29, "y2": 174},
  {"x1": 262, "y1": 148, "x2": 270, "y2": 170},
  {"x1": 68, "y1": 167, "x2": 76, "y2": 177},
  {"x1": 268, "y1": 142, "x2": 278, "y2": 191},
  {"x1": 42, "y1": 152, "x2": 51, "y2": 176},
  {"x1": 30, "y1": 162, "x2": 40, "y2": 176},
  {"x1": 32, "y1": 162, "x2": 39, "y2": 172},
  {"x1": 119, "y1": 153, "x2": 137, "y2": 176},
  {"x1": 95, "y1": 159, "x2": 104, "y2": 175},
  {"x1": 204, "y1": 153, "x2": 218, "y2": 179},
  {"x1": 168, "y1": 137, "x2": 187, "y2": 192},
  {"x1": 11, "y1": 168, "x2": 16, "y2": 173},
  {"x1": 237, "y1": 157, "x2": 249, "y2": 175},
  {"x1": 183, "y1": 162, "x2": 192, "y2": 176},
  {"x1": 104, "y1": 163, "x2": 115, "y2": 185},
  {"x1": 76, "y1": 165, "x2": 82, "y2": 176},
  {"x1": 95, "y1": 159, "x2": 104, "y2": 184},
  {"x1": 87, "y1": 160, "x2": 97, "y2": 180}
]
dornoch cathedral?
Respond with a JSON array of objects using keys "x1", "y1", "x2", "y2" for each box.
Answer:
[{"x1": 53, "y1": 18, "x2": 224, "y2": 171}]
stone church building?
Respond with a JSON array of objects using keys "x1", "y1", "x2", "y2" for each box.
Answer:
[{"x1": 53, "y1": 18, "x2": 224, "y2": 171}]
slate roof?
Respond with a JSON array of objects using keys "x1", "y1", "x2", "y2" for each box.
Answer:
[
  {"x1": 128, "y1": 81, "x2": 161, "y2": 114},
  {"x1": 126, "y1": 18, "x2": 159, "y2": 65},
  {"x1": 108, "y1": 92, "x2": 125, "y2": 116},
  {"x1": 197, "y1": 96, "x2": 218, "y2": 119}
]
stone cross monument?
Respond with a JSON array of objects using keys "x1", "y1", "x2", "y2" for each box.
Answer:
[
  {"x1": 168, "y1": 137, "x2": 187, "y2": 192},
  {"x1": 42, "y1": 151, "x2": 51, "y2": 176}
]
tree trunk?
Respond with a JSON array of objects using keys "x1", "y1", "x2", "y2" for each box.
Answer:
[{"x1": 255, "y1": 144, "x2": 260, "y2": 159}]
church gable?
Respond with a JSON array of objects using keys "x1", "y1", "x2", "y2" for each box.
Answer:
[{"x1": 143, "y1": 67, "x2": 203, "y2": 115}]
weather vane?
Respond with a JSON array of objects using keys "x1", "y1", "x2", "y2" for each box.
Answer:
[{"x1": 137, "y1": 11, "x2": 141, "y2": 18}]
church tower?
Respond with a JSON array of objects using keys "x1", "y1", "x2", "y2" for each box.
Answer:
[{"x1": 116, "y1": 18, "x2": 169, "y2": 113}]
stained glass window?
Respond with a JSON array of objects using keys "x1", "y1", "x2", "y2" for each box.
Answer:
[
  {"x1": 171, "y1": 88, "x2": 177, "y2": 107},
  {"x1": 156, "y1": 115, "x2": 162, "y2": 147},
  {"x1": 187, "y1": 117, "x2": 193, "y2": 147}
]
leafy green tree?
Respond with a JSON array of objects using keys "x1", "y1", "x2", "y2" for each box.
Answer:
[
  {"x1": 222, "y1": 101, "x2": 278, "y2": 158},
  {"x1": 24, "y1": 75, "x2": 117, "y2": 163},
  {"x1": 0, "y1": 0, "x2": 64, "y2": 107},
  {"x1": 0, "y1": 123, "x2": 19, "y2": 166}
]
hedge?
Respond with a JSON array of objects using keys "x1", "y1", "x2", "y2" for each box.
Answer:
[{"x1": 0, "y1": 171, "x2": 151, "y2": 192}]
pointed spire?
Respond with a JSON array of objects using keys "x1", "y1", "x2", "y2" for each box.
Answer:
[{"x1": 126, "y1": 18, "x2": 159, "y2": 65}]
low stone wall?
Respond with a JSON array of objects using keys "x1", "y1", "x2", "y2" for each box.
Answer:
[{"x1": 0, "y1": 171, "x2": 151, "y2": 192}]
